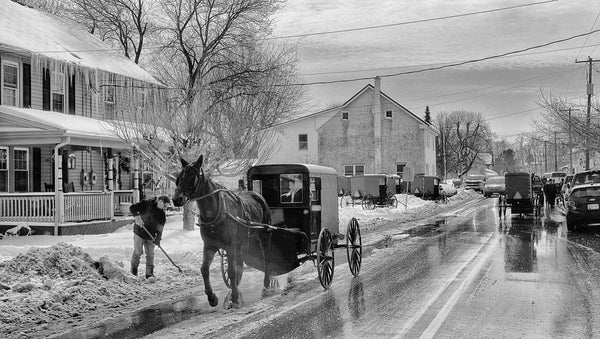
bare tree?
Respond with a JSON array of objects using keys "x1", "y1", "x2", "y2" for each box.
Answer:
[
  {"x1": 435, "y1": 110, "x2": 493, "y2": 177},
  {"x1": 112, "y1": 0, "x2": 305, "y2": 229},
  {"x1": 62, "y1": 0, "x2": 157, "y2": 64}
]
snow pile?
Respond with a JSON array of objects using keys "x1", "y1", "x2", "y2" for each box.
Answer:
[{"x1": 0, "y1": 243, "x2": 202, "y2": 338}]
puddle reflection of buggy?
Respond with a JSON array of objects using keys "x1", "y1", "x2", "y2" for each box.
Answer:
[{"x1": 2, "y1": 223, "x2": 35, "y2": 237}]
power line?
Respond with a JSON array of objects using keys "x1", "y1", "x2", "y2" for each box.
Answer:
[
  {"x1": 302, "y1": 43, "x2": 598, "y2": 77},
  {"x1": 283, "y1": 28, "x2": 600, "y2": 86},
  {"x1": 269, "y1": 0, "x2": 558, "y2": 40}
]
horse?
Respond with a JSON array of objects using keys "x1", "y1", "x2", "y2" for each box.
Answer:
[{"x1": 172, "y1": 154, "x2": 273, "y2": 309}]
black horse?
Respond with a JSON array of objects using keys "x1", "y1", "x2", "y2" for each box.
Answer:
[{"x1": 172, "y1": 155, "x2": 273, "y2": 309}]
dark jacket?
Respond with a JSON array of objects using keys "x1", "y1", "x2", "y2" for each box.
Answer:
[{"x1": 130, "y1": 198, "x2": 166, "y2": 241}]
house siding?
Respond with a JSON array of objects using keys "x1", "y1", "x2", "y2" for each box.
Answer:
[{"x1": 261, "y1": 84, "x2": 438, "y2": 178}]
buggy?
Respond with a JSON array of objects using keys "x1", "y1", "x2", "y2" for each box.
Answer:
[
  {"x1": 245, "y1": 164, "x2": 363, "y2": 289},
  {"x1": 339, "y1": 174, "x2": 398, "y2": 209},
  {"x1": 499, "y1": 172, "x2": 542, "y2": 217},
  {"x1": 411, "y1": 174, "x2": 442, "y2": 201}
]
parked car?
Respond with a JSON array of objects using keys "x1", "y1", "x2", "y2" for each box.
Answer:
[
  {"x1": 560, "y1": 174, "x2": 574, "y2": 198},
  {"x1": 464, "y1": 174, "x2": 485, "y2": 193},
  {"x1": 483, "y1": 175, "x2": 505, "y2": 198},
  {"x1": 542, "y1": 171, "x2": 567, "y2": 182},
  {"x1": 440, "y1": 182, "x2": 457, "y2": 197},
  {"x1": 566, "y1": 183, "x2": 600, "y2": 231},
  {"x1": 571, "y1": 170, "x2": 600, "y2": 191}
]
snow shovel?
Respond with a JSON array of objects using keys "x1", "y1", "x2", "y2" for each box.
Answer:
[{"x1": 140, "y1": 224, "x2": 184, "y2": 274}]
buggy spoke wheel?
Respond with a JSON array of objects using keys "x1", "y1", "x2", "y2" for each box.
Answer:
[
  {"x1": 346, "y1": 217, "x2": 362, "y2": 276},
  {"x1": 317, "y1": 228, "x2": 335, "y2": 289},
  {"x1": 219, "y1": 249, "x2": 232, "y2": 288},
  {"x1": 362, "y1": 194, "x2": 374, "y2": 210}
]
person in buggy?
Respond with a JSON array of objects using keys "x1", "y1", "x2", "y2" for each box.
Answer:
[{"x1": 130, "y1": 195, "x2": 171, "y2": 279}]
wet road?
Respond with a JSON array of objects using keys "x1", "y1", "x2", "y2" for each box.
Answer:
[
  {"x1": 66, "y1": 197, "x2": 600, "y2": 338},
  {"x1": 209, "y1": 199, "x2": 600, "y2": 338}
]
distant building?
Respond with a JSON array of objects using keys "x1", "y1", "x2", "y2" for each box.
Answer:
[{"x1": 260, "y1": 77, "x2": 439, "y2": 178}]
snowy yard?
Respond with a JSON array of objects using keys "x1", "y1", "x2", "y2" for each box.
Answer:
[{"x1": 0, "y1": 189, "x2": 480, "y2": 338}]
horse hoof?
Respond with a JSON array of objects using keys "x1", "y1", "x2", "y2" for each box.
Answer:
[
  {"x1": 208, "y1": 293, "x2": 219, "y2": 307},
  {"x1": 262, "y1": 287, "x2": 278, "y2": 297}
]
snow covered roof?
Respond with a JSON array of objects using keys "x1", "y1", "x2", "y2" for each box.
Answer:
[
  {"x1": 0, "y1": 1, "x2": 160, "y2": 85},
  {"x1": 0, "y1": 105, "x2": 128, "y2": 148}
]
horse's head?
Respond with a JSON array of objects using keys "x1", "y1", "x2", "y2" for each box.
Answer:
[{"x1": 173, "y1": 154, "x2": 206, "y2": 207}]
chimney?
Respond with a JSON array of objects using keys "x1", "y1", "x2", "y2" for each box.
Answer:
[{"x1": 373, "y1": 76, "x2": 382, "y2": 173}]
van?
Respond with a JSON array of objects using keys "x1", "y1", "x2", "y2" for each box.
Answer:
[{"x1": 464, "y1": 174, "x2": 485, "y2": 193}]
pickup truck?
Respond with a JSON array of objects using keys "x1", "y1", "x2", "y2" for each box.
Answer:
[{"x1": 464, "y1": 174, "x2": 486, "y2": 193}]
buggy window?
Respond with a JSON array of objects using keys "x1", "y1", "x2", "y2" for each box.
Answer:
[{"x1": 281, "y1": 174, "x2": 303, "y2": 203}]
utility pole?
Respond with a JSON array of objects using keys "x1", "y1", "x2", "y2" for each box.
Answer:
[
  {"x1": 559, "y1": 108, "x2": 574, "y2": 174},
  {"x1": 544, "y1": 140, "x2": 548, "y2": 173},
  {"x1": 554, "y1": 131, "x2": 558, "y2": 171},
  {"x1": 575, "y1": 56, "x2": 600, "y2": 170}
]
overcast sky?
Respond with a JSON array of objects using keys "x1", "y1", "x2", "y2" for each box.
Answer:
[{"x1": 271, "y1": 0, "x2": 600, "y2": 139}]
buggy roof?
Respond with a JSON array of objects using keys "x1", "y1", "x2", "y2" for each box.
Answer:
[{"x1": 248, "y1": 164, "x2": 337, "y2": 176}]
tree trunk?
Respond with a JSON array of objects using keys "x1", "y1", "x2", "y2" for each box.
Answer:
[{"x1": 182, "y1": 203, "x2": 196, "y2": 231}]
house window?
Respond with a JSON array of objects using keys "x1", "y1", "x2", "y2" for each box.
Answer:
[
  {"x1": 137, "y1": 88, "x2": 146, "y2": 109},
  {"x1": 2, "y1": 60, "x2": 19, "y2": 106},
  {"x1": 342, "y1": 111, "x2": 349, "y2": 120},
  {"x1": 0, "y1": 147, "x2": 8, "y2": 192},
  {"x1": 385, "y1": 109, "x2": 393, "y2": 118},
  {"x1": 104, "y1": 73, "x2": 116, "y2": 103},
  {"x1": 14, "y1": 148, "x2": 28, "y2": 192},
  {"x1": 51, "y1": 69, "x2": 64, "y2": 112},
  {"x1": 344, "y1": 164, "x2": 364, "y2": 176},
  {"x1": 299, "y1": 134, "x2": 308, "y2": 150}
]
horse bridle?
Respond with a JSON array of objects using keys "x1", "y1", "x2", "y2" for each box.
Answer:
[{"x1": 180, "y1": 165, "x2": 227, "y2": 226}]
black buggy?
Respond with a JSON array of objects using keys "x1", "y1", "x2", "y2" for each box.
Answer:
[{"x1": 226, "y1": 164, "x2": 364, "y2": 289}]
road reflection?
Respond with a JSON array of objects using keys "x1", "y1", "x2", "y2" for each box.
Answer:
[{"x1": 347, "y1": 277, "x2": 365, "y2": 320}]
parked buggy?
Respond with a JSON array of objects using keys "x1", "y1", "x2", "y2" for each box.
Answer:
[
  {"x1": 411, "y1": 174, "x2": 442, "y2": 201},
  {"x1": 339, "y1": 174, "x2": 398, "y2": 209},
  {"x1": 499, "y1": 172, "x2": 542, "y2": 218}
]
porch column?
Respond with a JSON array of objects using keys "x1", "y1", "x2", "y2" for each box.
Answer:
[
  {"x1": 54, "y1": 137, "x2": 70, "y2": 236},
  {"x1": 133, "y1": 158, "x2": 140, "y2": 203},
  {"x1": 107, "y1": 158, "x2": 114, "y2": 191}
]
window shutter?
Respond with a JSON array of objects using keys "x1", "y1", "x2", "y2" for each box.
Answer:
[
  {"x1": 42, "y1": 68, "x2": 50, "y2": 110},
  {"x1": 23, "y1": 63, "x2": 31, "y2": 108},
  {"x1": 68, "y1": 73, "x2": 75, "y2": 114}
]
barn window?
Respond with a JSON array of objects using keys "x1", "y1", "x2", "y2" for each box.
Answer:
[
  {"x1": 396, "y1": 163, "x2": 405, "y2": 178},
  {"x1": 299, "y1": 134, "x2": 308, "y2": 150},
  {"x1": 342, "y1": 111, "x2": 349, "y2": 120},
  {"x1": 344, "y1": 164, "x2": 364, "y2": 176},
  {"x1": 385, "y1": 109, "x2": 393, "y2": 118},
  {"x1": 2, "y1": 60, "x2": 19, "y2": 106}
]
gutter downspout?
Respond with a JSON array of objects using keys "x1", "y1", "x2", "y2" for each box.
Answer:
[{"x1": 54, "y1": 136, "x2": 70, "y2": 236}]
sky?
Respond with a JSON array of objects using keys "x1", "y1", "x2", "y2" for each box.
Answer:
[{"x1": 271, "y1": 0, "x2": 600, "y2": 139}]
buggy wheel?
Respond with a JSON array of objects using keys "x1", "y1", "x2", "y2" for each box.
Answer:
[
  {"x1": 387, "y1": 194, "x2": 398, "y2": 208},
  {"x1": 317, "y1": 228, "x2": 335, "y2": 289},
  {"x1": 340, "y1": 194, "x2": 352, "y2": 208},
  {"x1": 219, "y1": 249, "x2": 232, "y2": 288},
  {"x1": 362, "y1": 194, "x2": 375, "y2": 210},
  {"x1": 346, "y1": 218, "x2": 362, "y2": 276}
]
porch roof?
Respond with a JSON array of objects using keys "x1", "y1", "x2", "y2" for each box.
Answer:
[{"x1": 0, "y1": 106, "x2": 129, "y2": 149}]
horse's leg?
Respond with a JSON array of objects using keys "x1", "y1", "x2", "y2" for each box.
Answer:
[
  {"x1": 202, "y1": 246, "x2": 219, "y2": 307},
  {"x1": 226, "y1": 244, "x2": 243, "y2": 309},
  {"x1": 263, "y1": 232, "x2": 272, "y2": 290}
]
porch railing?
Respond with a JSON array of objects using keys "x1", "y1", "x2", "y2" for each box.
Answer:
[
  {"x1": 0, "y1": 190, "x2": 136, "y2": 224},
  {"x1": 0, "y1": 192, "x2": 55, "y2": 223}
]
